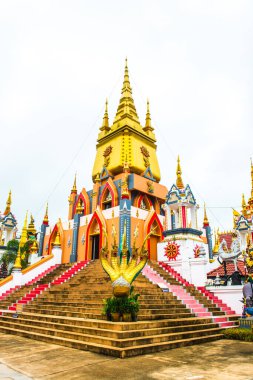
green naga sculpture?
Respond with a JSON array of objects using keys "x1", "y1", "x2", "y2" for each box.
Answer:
[{"x1": 100, "y1": 221, "x2": 154, "y2": 297}]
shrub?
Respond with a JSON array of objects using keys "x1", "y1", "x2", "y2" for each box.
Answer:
[{"x1": 222, "y1": 328, "x2": 253, "y2": 342}]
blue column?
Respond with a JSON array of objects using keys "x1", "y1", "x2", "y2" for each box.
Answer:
[
  {"x1": 70, "y1": 214, "x2": 80, "y2": 263},
  {"x1": 38, "y1": 224, "x2": 47, "y2": 256},
  {"x1": 204, "y1": 225, "x2": 213, "y2": 260}
]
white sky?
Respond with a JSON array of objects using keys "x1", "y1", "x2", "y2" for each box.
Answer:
[{"x1": 0, "y1": 0, "x2": 252, "y2": 234}]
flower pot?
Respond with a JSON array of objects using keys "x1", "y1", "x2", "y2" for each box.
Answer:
[
  {"x1": 131, "y1": 312, "x2": 138, "y2": 322},
  {"x1": 111, "y1": 312, "x2": 121, "y2": 322},
  {"x1": 122, "y1": 313, "x2": 131, "y2": 322}
]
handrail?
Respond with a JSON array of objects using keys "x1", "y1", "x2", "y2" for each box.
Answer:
[
  {"x1": 22, "y1": 255, "x2": 54, "y2": 274},
  {"x1": 0, "y1": 275, "x2": 13, "y2": 287}
]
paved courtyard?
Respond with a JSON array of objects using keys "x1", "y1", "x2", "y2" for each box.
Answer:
[{"x1": 0, "y1": 333, "x2": 252, "y2": 380}]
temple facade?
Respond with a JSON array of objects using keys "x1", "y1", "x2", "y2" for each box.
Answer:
[{"x1": 39, "y1": 60, "x2": 168, "y2": 262}]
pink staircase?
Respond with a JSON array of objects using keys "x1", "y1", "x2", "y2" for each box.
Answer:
[
  {"x1": 146, "y1": 263, "x2": 237, "y2": 328},
  {"x1": 143, "y1": 265, "x2": 211, "y2": 318},
  {"x1": 51, "y1": 260, "x2": 89, "y2": 285}
]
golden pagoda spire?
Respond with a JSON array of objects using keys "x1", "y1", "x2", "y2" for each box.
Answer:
[
  {"x1": 203, "y1": 203, "x2": 209, "y2": 227},
  {"x1": 76, "y1": 199, "x2": 83, "y2": 214},
  {"x1": 242, "y1": 193, "x2": 247, "y2": 216},
  {"x1": 143, "y1": 99, "x2": 154, "y2": 134},
  {"x1": 71, "y1": 173, "x2": 77, "y2": 194},
  {"x1": 4, "y1": 190, "x2": 12, "y2": 215},
  {"x1": 13, "y1": 246, "x2": 22, "y2": 270},
  {"x1": 43, "y1": 203, "x2": 49, "y2": 225},
  {"x1": 20, "y1": 211, "x2": 28, "y2": 248},
  {"x1": 27, "y1": 214, "x2": 36, "y2": 237},
  {"x1": 100, "y1": 99, "x2": 110, "y2": 133},
  {"x1": 113, "y1": 58, "x2": 139, "y2": 125},
  {"x1": 52, "y1": 232, "x2": 61, "y2": 247},
  {"x1": 176, "y1": 156, "x2": 184, "y2": 189}
]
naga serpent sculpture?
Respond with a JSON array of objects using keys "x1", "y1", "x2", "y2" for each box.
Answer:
[{"x1": 100, "y1": 221, "x2": 154, "y2": 297}]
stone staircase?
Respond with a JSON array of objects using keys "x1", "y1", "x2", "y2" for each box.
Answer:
[{"x1": 0, "y1": 259, "x2": 233, "y2": 357}]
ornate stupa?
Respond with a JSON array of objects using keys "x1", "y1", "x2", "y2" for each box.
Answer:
[{"x1": 39, "y1": 60, "x2": 168, "y2": 263}]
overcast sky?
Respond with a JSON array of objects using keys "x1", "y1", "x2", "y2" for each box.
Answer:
[{"x1": 0, "y1": 0, "x2": 252, "y2": 234}]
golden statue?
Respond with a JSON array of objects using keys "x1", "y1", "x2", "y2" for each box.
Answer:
[{"x1": 100, "y1": 221, "x2": 154, "y2": 297}]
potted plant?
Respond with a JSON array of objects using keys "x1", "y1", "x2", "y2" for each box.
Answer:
[
  {"x1": 129, "y1": 286, "x2": 140, "y2": 322},
  {"x1": 120, "y1": 297, "x2": 132, "y2": 322},
  {"x1": 102, "y1": 297, "x2": 121, "y2": 322}
]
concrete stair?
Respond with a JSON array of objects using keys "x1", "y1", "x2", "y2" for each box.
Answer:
[{"x1": 0, "y1": 260, "x2": 232, "y2": 357}]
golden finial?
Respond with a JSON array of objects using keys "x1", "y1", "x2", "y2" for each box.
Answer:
[
  {"x1": 4, "y1": 190, "x2": 12, "y2": 215},
  {"x1": 176, "y1": 155, "x2": 184, "y2": 189},
  {"x1": 30, "y1": 240, "x2": 38, "y2": 254},
  {"x1": 27, "y1": 214, "x2": 36, "y2": 236},
  {"x1": 71, "y1": 173, "x2": 77, "y2": 194},
  {"x1": 242, "y1": 193, "x2": 247, "y2": 216},
  {"x1": 100, "y1": 99, "x2": 110, "y2": 132},
  {"x1": 203, "y1": 203, "x2": 209, "y2": 226},
  {"x1": 43, "y1": 203, "x2": 49, "y2": 225},
  {"x1": 20, "y1": 211, "x2": 28, "y2": 248},
  {"x1": 94, "y1": 173, "x2": 100, "y2": 183},
  {"x1": 13, "y1": 246, "x2": 22, "y2": 270},
  {"x1": 53, "y1": 232, "x2": 61, "y2": 247},
  {"x1": 76, "y1": 199, "x2": 83, "y2": 214},
  {"x1": 113, "y1": 58, "x2": 139, "y2": 124},
  {"x1": 143, "y1": 99, "x2": 154, "y2": 133}
]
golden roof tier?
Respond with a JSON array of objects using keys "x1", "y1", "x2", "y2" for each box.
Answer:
[{"x1": 92, "y1": 59, "x2": 161, "y2": 183}]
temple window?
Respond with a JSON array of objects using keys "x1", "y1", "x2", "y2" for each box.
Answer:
[{"x1": 102, "y1": 189, "x2": 112, "y2": 210}]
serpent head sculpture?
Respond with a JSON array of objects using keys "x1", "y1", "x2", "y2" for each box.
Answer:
[{"x1": 100, "y1": 221, "x2": 154, "y2": 297}]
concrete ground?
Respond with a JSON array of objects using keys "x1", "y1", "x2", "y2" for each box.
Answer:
[{"x1": 0, "y1": 334, "x2": 252, "y2": 380}]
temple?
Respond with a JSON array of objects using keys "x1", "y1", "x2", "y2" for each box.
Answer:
[
  {"x1": 39, "y1": 59, "x2": 168, "y2": 263},
  {"x1": 0, "y1": 61, "x2": 241, "y2": 358}
]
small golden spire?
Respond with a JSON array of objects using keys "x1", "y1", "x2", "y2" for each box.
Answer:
[
  {"x1": 71, "y1": 173, "x2": 77, "y2": 194},
  {"x1": 53, "y1": 232, "x2": 61, "y2": 247},
  {"x1": 242, "y1": 193, "x2": 247, "y2": 215},
  {"x1": 43, "y1": 203, "x2": 49, "y2": 225},
  {"x1": 76, "y1": 199, "x2": 83, "y2": 214},
  {"x1": 176, "y1": 156, "x2": 184, "y2": 189},
  {"x1": 203, "y1": 203, "x2": 209, "y2": 226},
  {"x1": 113, "y1": 58, "x2": 139, "y2": 124},
  {"x1": 30, "y1": 240, "x2": 38, "y2": 254},
  {"x1": 94, "y1": 173, "x2": 100, "y2": 183},
  {"x1": 4, "y1": 190, "x2": 12, "y2": 215},
  {"x1": 13, "y1": 246, "x2": 22, "y2": 270},
  {"x1": 100, "y1": 99, "x2": 110, "y2": 133},
  {"x1": 143, "y1": 99, "x2": 154, "y2": 133},
  {"x1": 20, "y1": 211, "x2": 28, "y2": 248},
  {"x1": 27, "y1": 214, "x2": 36, "y2": 236}
]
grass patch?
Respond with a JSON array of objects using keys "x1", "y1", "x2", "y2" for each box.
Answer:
[{"x1": 222, "y1": 328, "x2": 253, "y2": 342}]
